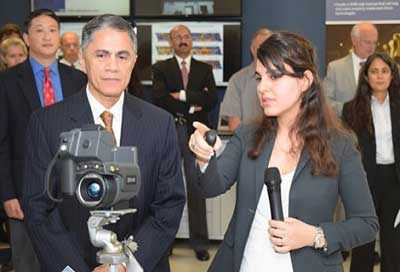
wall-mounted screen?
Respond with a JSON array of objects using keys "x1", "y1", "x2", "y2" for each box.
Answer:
[
  {"x1": 60, "y1": 21, "x2": 241, "y2": 86},
  {"x1": 136, "y1": 21, "x2": 241, "y2": 86},
  {"x1": 31, "y1": 0, "x2": 130, "y2": 17},
  {"x1": 135, "y1": 0, "x2": 241, "y2": 17}
]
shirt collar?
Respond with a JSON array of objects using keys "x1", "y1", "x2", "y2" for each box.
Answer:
[
  {"x1": 30, "y1": 57, "x2": 59, "y2": 76},
  {"x1": 175, "y1": 55, "x2": 191, "y2": 69},
  {"x1": 86, "y1": 85, "x2": 125, "y2": 123},
  {"x1": 371, "y1": 93, "x2": 389, "y2": 106},
  {"x1": 351, "y1": 51, "x2": 365, "y2": 66}
]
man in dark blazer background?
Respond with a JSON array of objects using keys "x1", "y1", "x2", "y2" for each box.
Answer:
[
  {"x1": 152, "y1": 24, "x2": 217, "y2": 261},
  {"x1": 22, "y1": 14, "x2": 185, "y2": 272},
  {"x1": 0, "y1": 9, "x2": 86, "y2": 272}
]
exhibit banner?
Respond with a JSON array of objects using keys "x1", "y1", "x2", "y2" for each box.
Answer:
[{"x1": 325, "y1": 0, "x2": 400, "y2": 65}]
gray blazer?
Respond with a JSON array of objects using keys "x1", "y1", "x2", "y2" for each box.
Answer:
[
  {"x1": 324, "y1": 53, "x2": 357, "y2": 117},
  {"x1": 196, "y1": 126, "x2": 378, "y2": 272}
]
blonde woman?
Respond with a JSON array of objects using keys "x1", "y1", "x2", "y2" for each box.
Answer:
[{"x1": 0, "y1": 37, "x2": 27, "y2": 70}]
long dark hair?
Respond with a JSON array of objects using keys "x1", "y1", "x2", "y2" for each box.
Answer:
[
  {"x1": 345, "y1": 52, "x2": 400, "y2": 136},
  {"x1": 248, "y1": 31, "x2": 347, "y2": 177}
]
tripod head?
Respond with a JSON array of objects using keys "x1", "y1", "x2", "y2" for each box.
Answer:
[{"x1": 88, "y1": 209, "x2": 138, "y2": 271}]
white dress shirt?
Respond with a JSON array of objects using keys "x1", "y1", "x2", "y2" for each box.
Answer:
[
  {"x1": 371, "y1": 94, "x2": 395, "y2": 164},
  {"x1": 240, "y1": 169, "x2": 295, "y2": 272},
  {"x1": 86, "y1": 86, "x2": 124, "y2": 146}
]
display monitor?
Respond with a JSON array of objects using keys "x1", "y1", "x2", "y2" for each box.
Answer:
[
  {"x1": 31, "y1": 0, "x2": 130, "y2": 17},
  {"x1": 135, "y1": 0, "x2": 241, "y2": 17}
]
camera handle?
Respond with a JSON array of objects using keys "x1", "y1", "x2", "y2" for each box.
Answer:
[{"x1": 88, "y1": 209, "x2": 138, "y2": 272}]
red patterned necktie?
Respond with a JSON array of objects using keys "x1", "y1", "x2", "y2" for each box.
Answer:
[
  {"x1": 100, "y1": 111, "x2": 116, "y2": 144},
  {"x1": 181, "y1": 60, "x2": 189, "y2": 90},
  {"x1": 43, "y1": 67, "x2": 55, "y2": 106}
]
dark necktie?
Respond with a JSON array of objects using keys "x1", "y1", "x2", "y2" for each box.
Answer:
[
  {"x1": 100, "y1": 111, "x2": 116, "y2": 144},
  {"x1": 43, "y1": 67, "x2": 55, "y2": 106},
  {"x1": 181, "y1": 60, "x2": 189, "y2": 90}
]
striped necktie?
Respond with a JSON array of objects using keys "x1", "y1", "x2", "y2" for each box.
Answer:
[{"x1": 100, "y1": 111, "x2": 116, "y2": 144}]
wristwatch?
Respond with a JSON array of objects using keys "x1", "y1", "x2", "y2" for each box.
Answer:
[{"x1": 314, "y1": 226, "x2": 328, "y2": 251}]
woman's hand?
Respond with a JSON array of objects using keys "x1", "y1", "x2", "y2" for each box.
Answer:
[
  {"x1": 268, "y1": 217, "x2": 317, "y2": 253},
  {"x1": 189, "y1": 121, "x2": 222, "y2": 167}
]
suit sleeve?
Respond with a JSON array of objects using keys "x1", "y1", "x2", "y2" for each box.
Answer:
[
  {"x1": 324, "y1": 63, "x2": 344, "y2": 116},
  {"x1": 133, "y1": 115, "x2": 186, "y2": 271},
  {"x1": 22, "y1": 112, "x2": 90, "y2": 272},
  {"x1": 195, "y1": 127, "x2": 244, "y2": 198},
  {"x1": 319, "y1": 137, "x2": 378, "y2": 255},
  {"x1": 186, "y1": 64, "x2": 217, "y2": 112},
  {"x1": 0, "y1": 78, "x2": 16, "y2": 201},
  {"x1": 152, "y1": 62, "x2": 190, "y2": 115}
]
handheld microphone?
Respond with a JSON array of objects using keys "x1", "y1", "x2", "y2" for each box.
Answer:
[{"x1": 264, "y1": 167, "x2": 284, "y2": 221}]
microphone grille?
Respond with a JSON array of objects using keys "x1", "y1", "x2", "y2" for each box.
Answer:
[{"x1": 264, "y1": 167, "x2": 282, "y2": 187}]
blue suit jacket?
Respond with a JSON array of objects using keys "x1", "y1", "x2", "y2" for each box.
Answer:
[
  {"x1": 196, "y1": 126, "x2": 378, "y2": 272},
  {"x1": 22, "y1": 90, "x2": 185, "y2": 272}
]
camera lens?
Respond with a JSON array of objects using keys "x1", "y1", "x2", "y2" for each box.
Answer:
[
  {"x1": 87, "y1": 182, "x2": 101, "y2": 199},
  {"x1": 77, "y1": 173, "x2": 106, "y2": 208}
]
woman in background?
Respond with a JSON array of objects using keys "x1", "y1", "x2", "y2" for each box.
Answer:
[
  {"x1": 0, "y1": 24, "x2": 24, "y2": 70},
  {"x1": 188, "y1": 31, "x2": 378, "y2": 272},
  {"x1": 0, "y1": 38, "x2": 27, "y2": 70},
  {"x1": 343, "y1": 52, "x2": 400, "y2": 272},
  {"x1": 0, "y1": 23, "x2": 22, "y2": 42}
]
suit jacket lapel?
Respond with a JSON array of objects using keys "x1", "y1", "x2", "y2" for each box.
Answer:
[
  {"x1": 69, "y1": 90, "x2": 94, "y2": 125},
  {"x1": 390, "y1": 97, "x2": 400, "y2": 142},
  {"x1": 171, "y1": 57, "x2": 184, "y2": 90},
  {"x1": 18, "y1": 60, "x2": 41, "y2": 111},
  {"x1": 120, "y1": 95, "x2": 143, "y2": 146},
  {"x1": 254, "y1": 134, "x2": 275, "y2": 205},
  {"x1": 345, "y1": 54, "x2": 356, "y2": 90},
  {"x1": 59, "y1": 62, "x2": 80, "y2": 98},
  {"x1": 187, "y1": 57, "x2": 198, "y2": 90},
  {"x1": 292, "y1": 149, "x2": 310, "y2": 182},
  {"x1": 390, "y1": 97, "x2": 400, "y2": 178},
  {"x1": 254, "y1": 133, "x2": 310, "y2": 203}
]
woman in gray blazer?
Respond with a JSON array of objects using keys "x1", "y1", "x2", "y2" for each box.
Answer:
[{"x1": 189, "y1": 32, "x2": 378, "y2": 272}]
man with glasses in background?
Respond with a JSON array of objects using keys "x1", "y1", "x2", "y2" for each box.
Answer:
[
  {"x1": 59, "y1": 31, "x2": 82, "y2": 70},
  {"x1": 152, "y1": 24, "x2": 217, "y2": 261},
  {"x1": 324, "y1": 22, "x2": 378, "y2": 116}
]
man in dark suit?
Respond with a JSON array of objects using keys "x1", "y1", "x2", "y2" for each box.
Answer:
[
  {"x1": 22, "y1": 14, "x2": 185, "y2": 272},
  {"x1": 152, "y1": 24, "x2": 217, "y2": 261},
  {"x1": 0, "y1": 9, "x2": 86, "y2": 272}
]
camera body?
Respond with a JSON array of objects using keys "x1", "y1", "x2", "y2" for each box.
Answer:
[{"x1": 58, "y1": 125, "x2": 141, "y2": 209}]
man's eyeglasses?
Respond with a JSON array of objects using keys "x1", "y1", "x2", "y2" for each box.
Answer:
[
  {"x1": 171, "y1": 35, "x2": 192, "y2": 41},
  {"x1": 360, "y1": 39, "x2": 378, "y2": 46}
]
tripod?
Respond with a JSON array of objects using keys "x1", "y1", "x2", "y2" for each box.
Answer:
[{"x1": 88, "y1": 209, "x2": 138, "y2": 272}]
